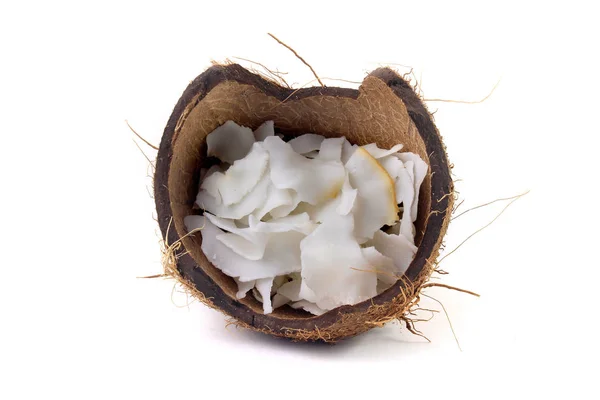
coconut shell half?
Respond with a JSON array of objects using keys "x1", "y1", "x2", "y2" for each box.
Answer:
[{"x1": 154, "y1": 64, "x2": 453, "y2": 342}]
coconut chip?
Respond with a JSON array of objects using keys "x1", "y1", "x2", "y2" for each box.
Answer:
[
  {"x1": 345, "y1": 147, "x2": 399, "y2": 242},
  {"x1": 216, "y1": 143, "x2": 268, "y2": 206},
  {"x1": 206, "y1": 121, "x2": 255, "y2": 164},
  {"x1": 263, "y1": 136, "x2": 346, "y2": 205},
  {"x1": 288, "y1": 133, "x2": 325, "y2": 154},
  {"x1": 253, "y1": 121, "x2": 275, "y2": 141},
  {"x1": 300, "y1": 213, "x2": 377, "y2": 311}
]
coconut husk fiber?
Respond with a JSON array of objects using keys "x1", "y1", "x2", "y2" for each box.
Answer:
[{"x1": 154, "y1": 63, "x2": 454, "y2": 342}]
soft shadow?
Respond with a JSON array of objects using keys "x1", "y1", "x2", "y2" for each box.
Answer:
[{"x1": 204, "y1": 310, "x2": 434, "y2": 361}]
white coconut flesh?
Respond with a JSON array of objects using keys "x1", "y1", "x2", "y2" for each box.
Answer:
[
  {"x1": 317, "y1": 137, "x2": 345, "y2": 162},
  {"x1": 345, "y1": 147, "x2": 399, "y2": 242},
  {"x1": 215, "y1": 143, "x2": 269, "y2": 206},
  {"x1": 263, "y1": 136, "x2": 346, "y2": 205},
  {"x1": 395, "y1": 152, "x2": 428, "y2": 221},
  {"x1": 206, "y1": 120, "x2": 255, "y2": 164},
  {"x1": 299, "y1": 213, "x2": 377, "y2": 310},
  {"x1": 287, "y1": 133, "x2": 325, "y2": 154},
  {"x1": 253, "y1": 120, "x2": 275, "y2": 141},
  {"x1": 186, "y1": 121, "x2": 428, "y2": 315},
  {"x1": 361, "y1": 143, "x2": 404, "y2": 159}
]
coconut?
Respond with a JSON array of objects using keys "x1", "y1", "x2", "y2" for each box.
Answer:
[{"x1": 154, "y1": 64, "x2": 453, "y2": 342}]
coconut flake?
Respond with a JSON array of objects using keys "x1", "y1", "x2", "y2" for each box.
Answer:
[
  {"x1": 249, "y1": 213, "x2": 315, "y2": 235},
  {"x1": 301, "y1": 199, "x2": 340, "y2": 223},
  {"x1": 204, "y1": 212, "x2": 268, "y2": 260},
  {"x1": 362, "y1": 143, "x2": 404, "y2": 159},
  {"x1": 255, "y1": 278, "x2": 274, "y2": 314},
  {"x1": 217, "y1": 143, "x2": 269, "y2": 206},
  {"x1": 317, "y1": 137, "x2": 344, "y2": 162},
  {"x1": 372, "y1": 230, "x2": 418, "y2": 277},
  {"x1": 272, "y1": 293, "x2": 290, "y2": 309},
  {"x1": 300, "y1": 213, "x2": 377, "y2": 310},
  {"x1": 291, "y1": 173, "x2": 356, "y2": 223},
  {"x1": 196, "y1": 173, "x2": 270, "y2": 220},
  {"x1": 216, "y1": 233, "x2": 266, "y2": 260},
  {"x1": 336, "y1": 173, "x2": 358, "y2": 215},
  {"x1": 252, "y1": 184, "x2": 293, "y2": 221},
  {"x1": 253, "y1": 121, "x2": 275, "y2": 141},
  {"x1": 206, "y1": 121, "x2": 255, "y2": 163},
  {"x1": 379, "y1": 155, "x2": 404, "y2": 182},
  {"x1": 200, "y1": 165, "x2": 225, "y2": 205},
  {"x1": 345, "y1": 147, "x2": 399, "y2": 241},
  {"x1": 271, "y1": 275, "x2": 287, "y2": 294},
  {"x1": 276, "y1": 279, "x2": 302, "y2": 302},
  {"x1": 269, "y1": 194, "x2": 302, "y2": 219},
  {"x1": 263, "y1": 136, "x2": 345, "y2": 205},
  {"x1": 395, "y1": 152, "x2": 428, "y2": 221},
  {"x1": 288, "y1": 134, "x2": 325, "y2": 154},
  {"x1": 341, "y1": 138, "x2": 357, "y2": 164},
  {"x1": 361, "y1": 247, "x2": 397, "y2": 285},
  {"x1": 394, "y1": 163, "x2": 416, "y2": 243},
  {"x1": 298, "y1": 279, "x2": 318, "y2": 303},
  {"x1": 186, "y1": 216, "x2": 304, "y2": 282},
  {"x1": 233, "y1": 278, "x2": 255, "y2": 299},
  {"x1": 290, "y1": 300, "x2": 326, "y2": 316}
]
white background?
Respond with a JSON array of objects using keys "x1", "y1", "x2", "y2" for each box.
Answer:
[{"x1": 1, "y1": 1, "x2": 598, "y2": 399}]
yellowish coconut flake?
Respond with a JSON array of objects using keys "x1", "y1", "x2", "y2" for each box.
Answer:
[
  {"x1": 263, "y1": 136, "x2": 345, "y2": 205},
  {"x1": 345, "y1": 147, "x2": 399, "y2": 241}
]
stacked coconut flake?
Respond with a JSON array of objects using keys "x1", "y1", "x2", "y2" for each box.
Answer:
[{"x1": 184, "y1": 121, "x2": 428, "y2": 315}]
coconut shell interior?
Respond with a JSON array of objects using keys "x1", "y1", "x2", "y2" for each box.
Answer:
[{"x1": 155, "y1": 64, "x2": 453, "y2": 341}]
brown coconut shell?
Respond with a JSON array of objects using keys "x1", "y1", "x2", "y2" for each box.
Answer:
[{"x1": 154, "y1": 64, "x2": 453, "y2": 342}]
